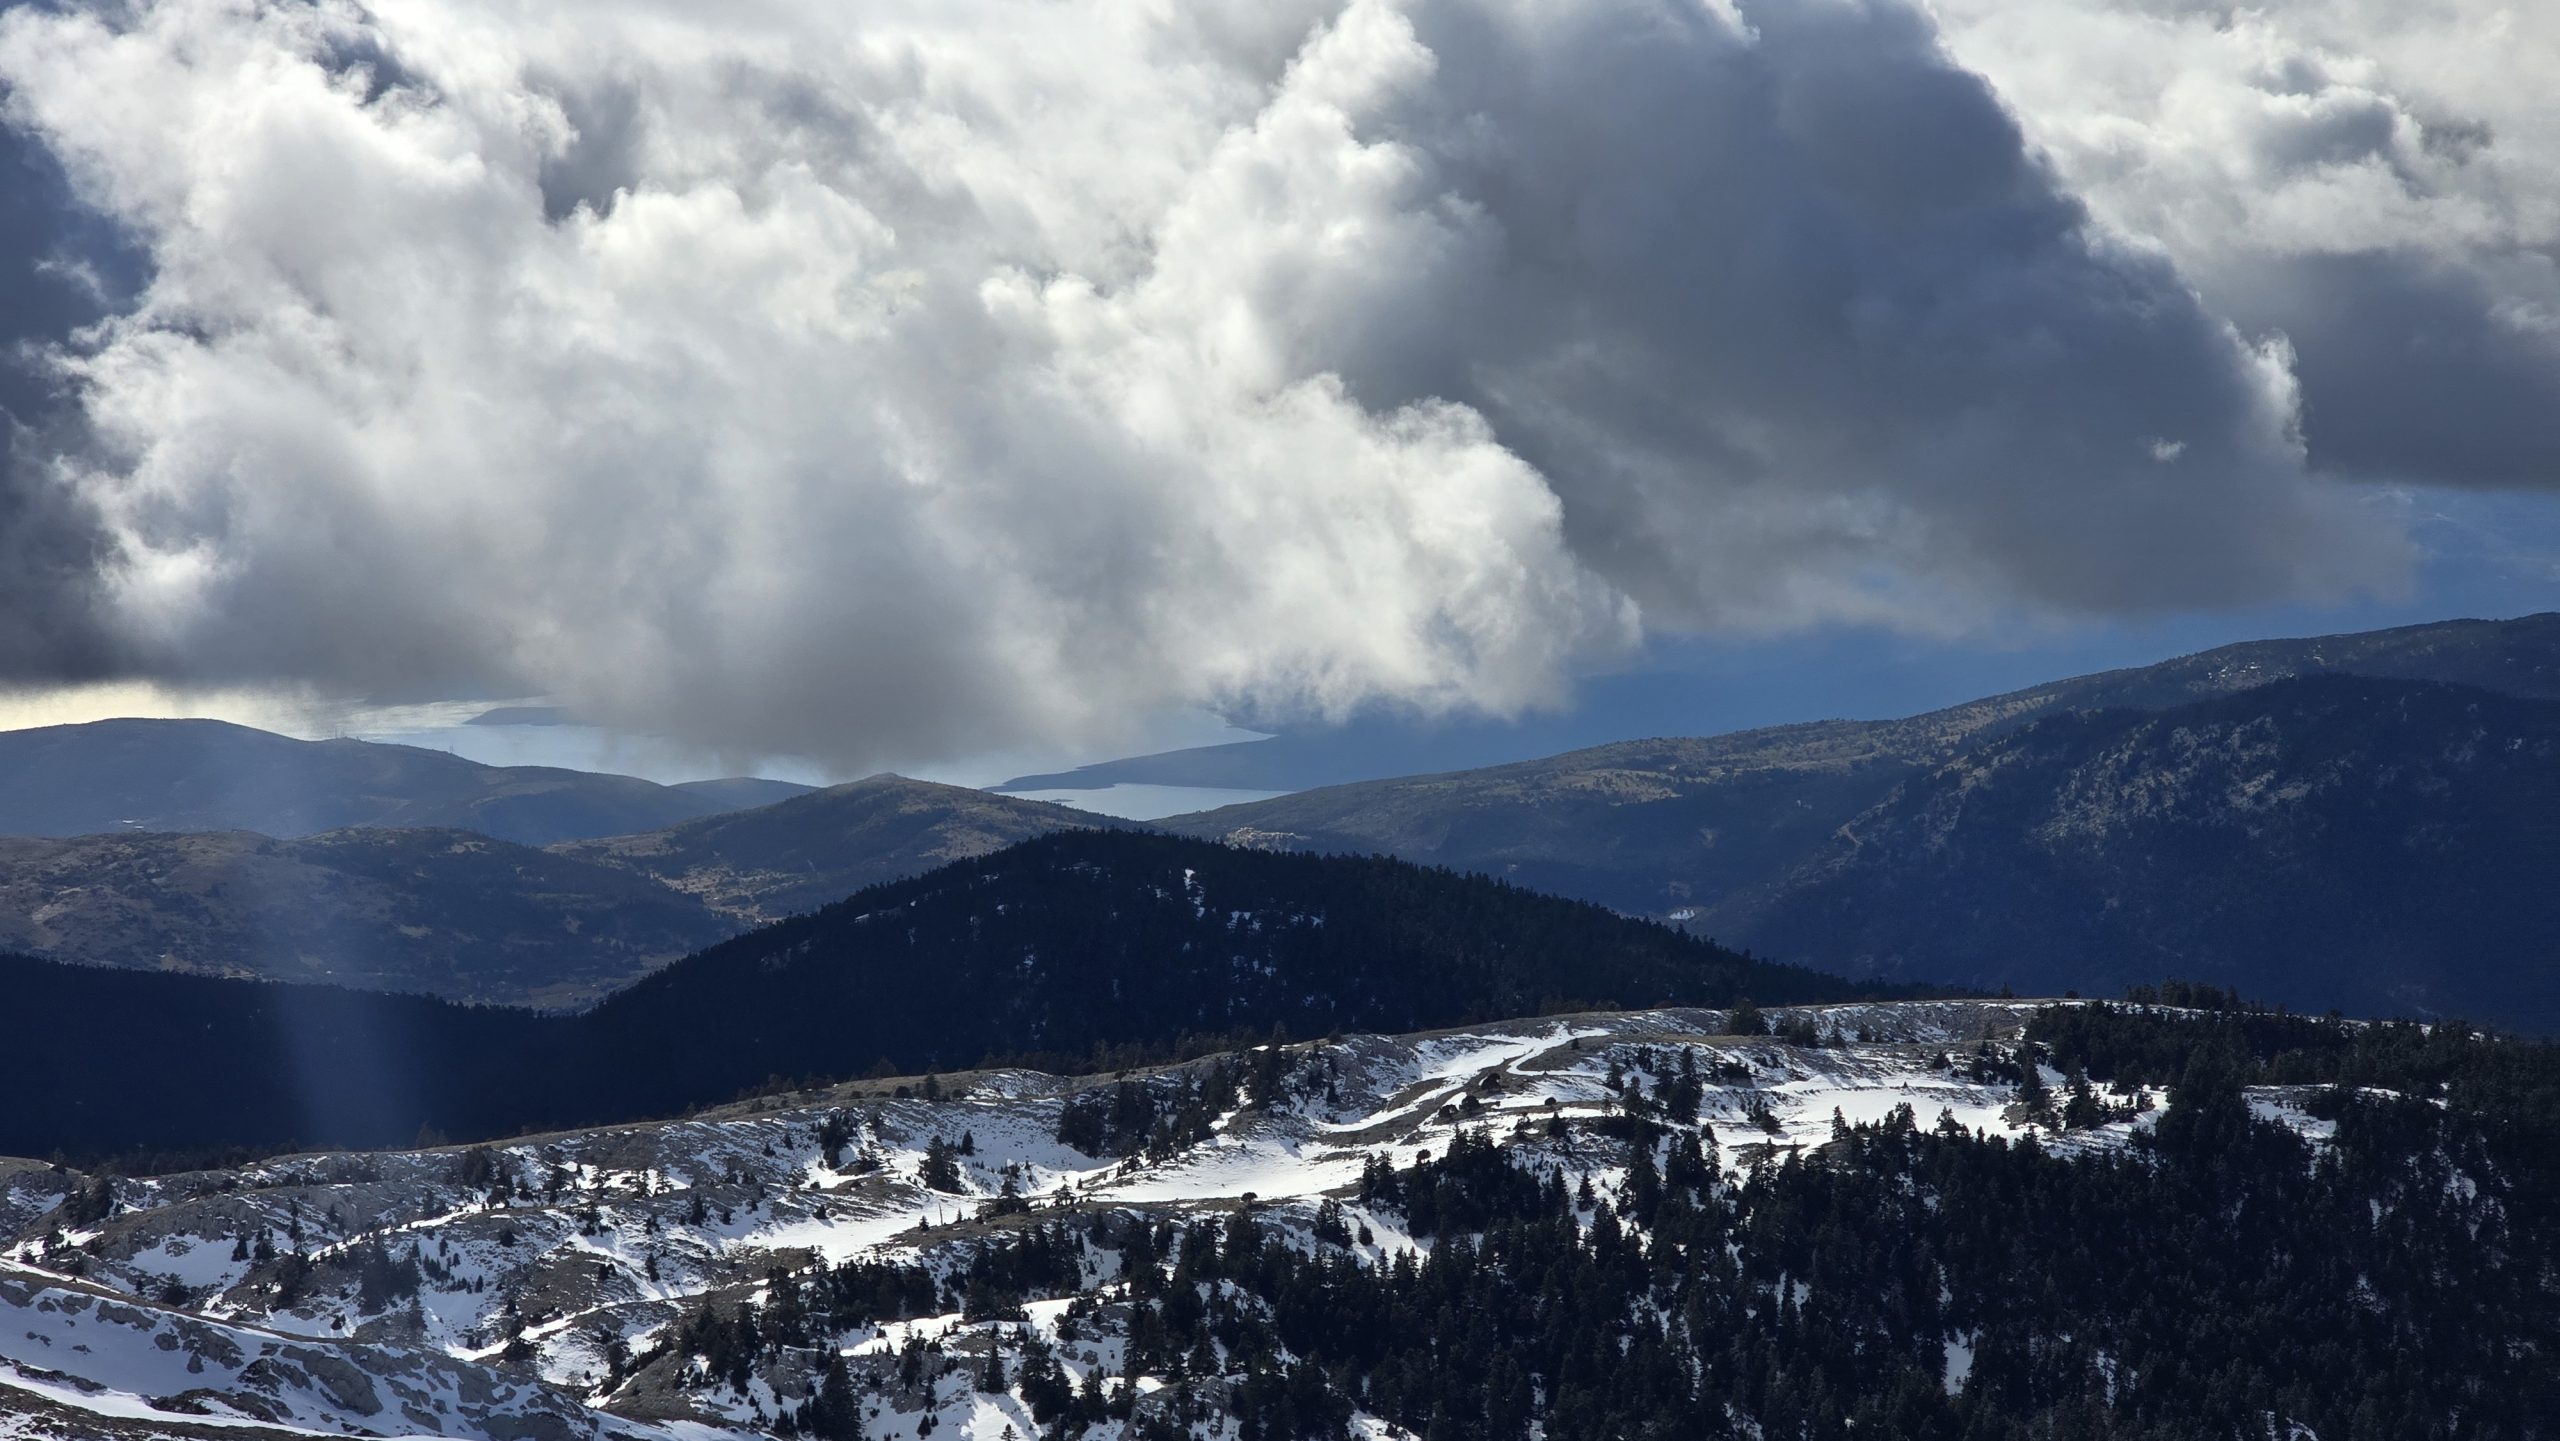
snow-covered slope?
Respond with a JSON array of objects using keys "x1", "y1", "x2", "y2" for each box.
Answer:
[
  {"x1": 0, "y1": 1001, "x2": 2326, "y2": 1440},
  {"x1": 0, "y1": 1263, "x2": 675, "y2": 1441}
]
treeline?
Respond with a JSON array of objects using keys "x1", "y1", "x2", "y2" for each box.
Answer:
[
  {"x1": 2029, "y1": 994, "x2": 2560, "y2": 1206},
  {"x1": 1, "y1": 829, "x2": 1861, "y2": 1160}
]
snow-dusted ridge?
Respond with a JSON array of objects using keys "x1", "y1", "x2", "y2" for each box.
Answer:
[{"x1": 0, "y1": 1000, "x2": 2317, "y2": 1439}]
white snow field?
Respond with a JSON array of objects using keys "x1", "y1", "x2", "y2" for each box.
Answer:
[{"x1": 0, "y1": 1001, "x2": 2313, "y2": 1439}]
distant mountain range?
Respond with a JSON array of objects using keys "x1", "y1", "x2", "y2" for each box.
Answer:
[
  {"x1": 0, "y1": 827, "x2": 737, "y2": 1008},
  {"x1": 554, "y1": 773, "x2": 1089, "y2": 923},
  {"x1": 0, "y1": 774, "x2": 1081, "y2": 1007},
  {"x1": 1160, "y1": 612, "x2": 2560, "y2": 1027},
  {"x1": 5, "y1": 612, "x2": 2557, "y2": 1026},
  {"x1": 0, "y1": 717, "x2": 814, "y2": 844},
  {"x1": 1008, "y1": 612, "x2": 2560, "y2": 794}
]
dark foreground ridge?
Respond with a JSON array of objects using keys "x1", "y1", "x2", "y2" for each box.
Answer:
[{"x1": 1, "y1": 829, "x2": 1862, "y2": 1159}]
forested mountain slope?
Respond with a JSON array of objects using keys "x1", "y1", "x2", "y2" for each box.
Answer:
[
  {"x1": 0, "y1": 953, "x2": 554, "y2": 1159},
  {"x1": 563, "y1": 828, "x2": 1857, "y2": 1122},
  {"x1": 1727, "y1": 676, "x2": 2560, "y2": 1029},
  {"x1": 1160, "y1": 611, "x2": 2560, "y2": 921},
  {"x1": 0, "y1": 830, "x2": 1857, "y2": 1158},
  {"x1": 10, "y1": 615, "x2": 2551, "y2": 1017}
]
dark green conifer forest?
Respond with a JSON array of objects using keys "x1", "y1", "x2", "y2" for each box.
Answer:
[
  {"x1": 0, "y1": 829, "x2": 1862, "y2": 1158},
  {"x1": 648, "y1": 1002, "x2": 2560, "y2": 1440}
]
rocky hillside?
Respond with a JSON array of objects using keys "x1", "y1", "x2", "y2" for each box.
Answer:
[
  {"x1": 1727, "y1": 675, "x2": 2560, "y2": 1030},
  {"x1": 4, "y1": 998, "x2": 2549, "y2": 1439}
]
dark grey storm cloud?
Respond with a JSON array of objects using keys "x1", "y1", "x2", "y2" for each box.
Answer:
[
  {"x1": 0, "y1": 111, "x2": 136, "y2": 678},
  {"x1": 0, "y1": 0, "x2": 2537, "y2": 765},
  {"x1": 1931, "y1": 0, "x2": 2560, "y2": 491},
  {"x1": 1300, "y1": 0, "x2": 2394, "y2": 626},
  {"x1": 0, "y1": 420, "x2": 116, "y2": 678},
  {"x1": 2224, "y1": 253, "x2": 2560, "y2": 488}
]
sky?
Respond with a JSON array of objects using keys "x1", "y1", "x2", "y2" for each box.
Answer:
[{"x1": 0, "y1": 0, "x2": 2553, "y2": 794}]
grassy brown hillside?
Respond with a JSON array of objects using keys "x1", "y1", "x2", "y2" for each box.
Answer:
[
  {"x1": 0, "y1": 828, "x2": 733, "y2": 1007},
  {"x1": 0, "y1": 778, "x2": 1088, "y2": 1006}
]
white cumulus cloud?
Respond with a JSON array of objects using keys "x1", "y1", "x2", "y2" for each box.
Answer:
[{"x1": 0, "y1": 0, "x2": 2441, "y2": 768}]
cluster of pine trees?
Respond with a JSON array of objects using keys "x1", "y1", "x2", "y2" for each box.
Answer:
[{"x1": 1054, "y1": 1061, "x2": 1248, "y2": 1160}]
